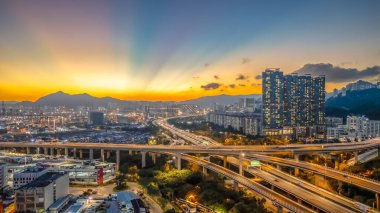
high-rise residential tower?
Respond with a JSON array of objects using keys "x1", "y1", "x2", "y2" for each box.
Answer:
[
  {"x1": 262, "y1": 68, "x2": 284, "y2": 130},
  {"x1": 262, "y1": 69, "x2": 325, "y2": 138}
]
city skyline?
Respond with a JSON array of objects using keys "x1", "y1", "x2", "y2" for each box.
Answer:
[{"x1": 1, "y1": 0, "x2": 380, "y2": 101}]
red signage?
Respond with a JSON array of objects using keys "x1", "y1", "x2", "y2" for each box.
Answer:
[{"x1": 97, "y1": 167, "x2": 104, "y2": 185}]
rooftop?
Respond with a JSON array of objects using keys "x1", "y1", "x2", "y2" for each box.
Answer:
[
  {"x1": 20, "y1": 166, "x2": 46, "y2": 173},
  {"x1": 18, "y1": 171, "x2": 67, "y2": 189}
]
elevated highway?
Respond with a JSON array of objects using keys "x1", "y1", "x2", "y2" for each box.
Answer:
[
  {"x1": 1, "y1": 140, "x2": 380, "y2": 155},
  {"x1": 247, "y1": 153, "x2": 380, "y2": 194},
  {"x1": 180, "y1": 154, "x2": 315, "y2": 213},
  {"x1": 222, "y1": 156, "x2": 371, "y2": 213}
]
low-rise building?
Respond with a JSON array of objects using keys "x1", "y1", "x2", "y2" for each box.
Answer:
[
  {"x1": 13, "y1": 167, "x2": 48, "y2": 188},
  {"x1": 325, "y1": 117, "x2": 344, "y2": 127},
  {"x1": 347, "y1": 115, "x2": 369, "y2": 133},
  {"x1": 369, "y1": 120, "x2": 380, "y2": 138},
  {"x1": 38, "y1": 160, "x2": 116, "y2": 185},
  {"x1": 326, "y1": 115, "x2": 380, "y2": 141},
  {"x1": 15, "y1": 171, "x2": 69, "y2": 213}
]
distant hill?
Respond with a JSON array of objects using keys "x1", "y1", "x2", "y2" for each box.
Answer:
[
  {"x1": 326, "y1": 88, "x2": 380, "y2": 119},
  {"x1": 34, "y1": 91, "x2": 128, "y2": 107},
  {"x1": 180, "y1": 94, "x2": 261, "y2": 106},
  {"x1": 13, "y1": 91, "x2": 260, "y2": 107}
]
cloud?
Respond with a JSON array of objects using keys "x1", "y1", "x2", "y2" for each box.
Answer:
[
  {"x1": 192, "y1": 76, "x2": 200, "y2": 80},
  {"x1": 201, "y1": 83, "x2": 222, "y2": 90},
  {"x1": 229, "y1": 84, "x2": 236, "y2": 88},
  {"x1": 339, "y1": 61, "x2": 354, "y2": 67},
  {"x1": 251, "y1": 83, "x2": 262, "y2": 86},
  {"x1": 236, "y1": 74, "x2": 249, "y2": 81},
  {"x1": 213, "y1": 75, "x2": 220, "y2": 80},
  {"x1": 242, "y1": 58, "x2": 251, "y2": 64},
  {"x1": 255, "y1": 75, "x2": 262, "y2": 80},
  {"x1": 293, "y1": 63, "x2": 380, "y2": 83},
  {"x1": 239, "y1": 84, "x2": 246, "y2": 87}
]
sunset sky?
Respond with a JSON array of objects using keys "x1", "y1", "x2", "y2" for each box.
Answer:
[{"x1": 1, "y1": 0, "x2": 380, "y2": 101}]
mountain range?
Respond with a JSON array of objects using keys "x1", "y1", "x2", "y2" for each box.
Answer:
[
  {"x1": 33, "y1": 91, "x2": 128, "y2": 107},
  {"x1": 14, "y1": 91, "x2": 260, "y2": 107},
  {"x1": 325, "y1": 88, "x2": 380, "y2": 119}
]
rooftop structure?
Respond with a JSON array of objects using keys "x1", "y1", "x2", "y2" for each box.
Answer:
[
  {"x1": 13, "y1": 166, "x2": 48, "y2": 188},
  {"x1": 18, "y1": 171, "x2": 67, "y2": 189}
]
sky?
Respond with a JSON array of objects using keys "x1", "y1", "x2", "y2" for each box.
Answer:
[{"x1": 0, "y1": 0, "x2": 380, "y2": 101}]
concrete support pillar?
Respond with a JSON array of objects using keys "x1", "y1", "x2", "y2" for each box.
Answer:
[
  {"x1": 64, "y1": 148, "x2": 68, "y2": 157},
  {"x1": 297, "y1": 198, "x2": 302, "y2": 204},
  {"x1": 116, "y1": 150, "x2": 120, "y2": 172},
  {"x1": 57, "y1": 149, "x2": 61, "y2": 156},
  {"x1": 295, "y1": 168, "x2": 300, "y2": 177},
  {"x1": 79, "y1": 149, "x2": 83, "y2": 159},
  {"x1": 233, "y1": 180, "x2": 238, "y2": 191},
  {"x1": 36, "y1": 148, "x2": 40, "y2": 155},
  {"x1": 152, "y1": 153, "x2": 157, "y2": 165},
  {"x1": 141, "y1": 151, "x2": 147, "y2": 168},
  {"x1": 338, "y1": 181, "x2": 343, "y2": 195},
  {"x1": 50, "y1": 147, "x2": 54, "y2": 156},
  {"x1": 354, "y1": 151, "x2": 359, "y2": 163},
  {"x1": 239, "y1": 157, "x2": 243, "y2": 175},
  {"x1": 177, "y1": 153, "x2": 182, "y2": 170},
  {"x1": 26, "y1": 147, "x2": 30, "y2": 154},
  {"x1": 376, "y1": 193, "x2": 379, "y2": 210},
  {"x1": 294, "y1": 154, "x2": 300, "y2": 161},
  {"x1": 223, "y1": 156, "x2": 227, "y2": 168},
  {"x1": 277, "y1": 205, "x2": 283, "y2": 213},
  {"x1": 89, "y1": 149, "x2": 93, "y2": 160},
  {"x1": 106, "y1": 150, "x2": 110, "y2": 159},
  {"x1": 129, "y1": 150, "x2": 133, "y2": 155},
  {"x1": 294, "y1": 154, "x2": 300, "y2": 177},
  {"x1": 334, "y1": 160, "x2": 339, "y2": 170},
  {"x1": 276, "y1": 164, "x2": 281, "y2": 170},
  {"x1": 44, "y1": 147, "x2": 48, "y2": 155},
  {"x1": 73, "y1": 148, "x2": 77, "y2": 158},
  {"x1": 101, "y1": 149, "x2": 104, "y2": 162},
  {"x1": 203, "y1": 166, "x2": 208, "y2": 176}
]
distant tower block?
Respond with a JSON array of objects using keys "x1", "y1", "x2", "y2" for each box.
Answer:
[{"x1": 1, "y1": 101, "x2": 5, "y2": 116}]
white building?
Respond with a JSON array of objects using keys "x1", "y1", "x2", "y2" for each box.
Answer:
[
  {"x1": 326, "y1": 115, "x2": 380, "y2": 140},
  {"x1": 13, "y1": 167, "x2": 48, "y2": 188},
  {"x1": 326, "y1": 125, "x2": 348, "y2": 141},
  {"x1": 347, "y1": 115, "x2": 369, "y2": 131},
  {"x1": 369, "y1": 120, "x2": 380, "y2": 138},
  {"x1": 325, "y1": 117, "x2": 343, "y2": 127},
  {"x1": 15, "y1": 171, "x2": 69, "y2": 213},
  {"x1": 40, "y1": 160, "x2": 116, "y2": 185},
  {"x1": 347, "y1": 115, "x2": 369, "y2": 135}
]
